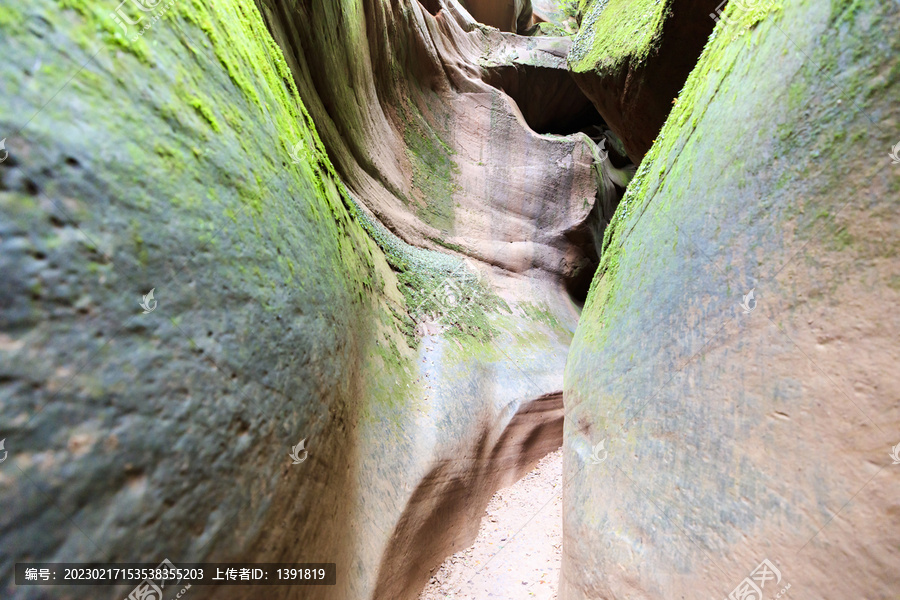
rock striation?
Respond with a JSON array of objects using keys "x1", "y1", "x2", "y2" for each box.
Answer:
[{"x1": 0, "y1": 0, "x2": 616, "y2": 599}]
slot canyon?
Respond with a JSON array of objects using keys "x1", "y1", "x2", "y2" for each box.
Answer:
[{"x1": 0, "y1": 0, "x2": 898, "y2": 598}]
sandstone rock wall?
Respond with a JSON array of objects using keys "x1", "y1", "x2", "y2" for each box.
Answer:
[
  {"x1": 255, "y1": 0, "x2": 606, "y2": 286},
  {"x1": 568, "y1": 0, "x2": 720, "y2": 163},
  {"x1": 1, "y1": 1, "x2": 610, "y2": 599},
  {"x1": 0, "y1": 1, "x2": 412, "y2": 598},
  {"x1": 253, "y1": 2, "x2": 618, "y2": 598},
  {"x1": 563, "y1": 0, "x2": 900, "y2": 597}
]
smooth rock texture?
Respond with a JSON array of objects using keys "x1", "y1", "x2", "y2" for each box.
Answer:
[
  {"x1": 252, "y1": 2, "x2": 617, "y2": 596},
  {"x1": 256, "y1": 0, "x2": 608, "y2": 286},
  {"x1": 563, "y1": 0, "x2": 900, "y2": 597}
]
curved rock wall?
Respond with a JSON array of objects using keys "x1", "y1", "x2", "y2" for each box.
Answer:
[
  {"x1": 563, "y1": 0, "x2": 900, "y2": 597},
  {"x1": 254, "y1": 1, "x2": 622, "y2": 597},
  {"x1": 374, "y1": 391, "x2": 564, "y2": 599},
  {"x1": 0, "y1": 1, "x2": 410, "y2": 599},
  {"x1": 255, "y1": 0, "x2": 605, "y2": 285},
  {"x1": 1, "y1": 0, "x2": 612, "y2": 599}
]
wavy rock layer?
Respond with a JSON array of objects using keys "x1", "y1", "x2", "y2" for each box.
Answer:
[
  {"x1": 256, "y1": 0, "x2": 608, "y2": 285},
  {"x1": 0, "y1": 0, "x2": 613, "y2": 599},
  {"x1": 563, "y1": 0, "x2": 900, "y2": 597},
  {"x1": 255, "y1": 2, "x2": 619, "y2": 598}
]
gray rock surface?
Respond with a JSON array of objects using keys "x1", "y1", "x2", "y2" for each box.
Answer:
[
  {"x1": 563, "y1": 0, "x2": 900, "y2": 597},
  {"x1": 0, "y1": 1, "x2": 605, "y2": 599}
]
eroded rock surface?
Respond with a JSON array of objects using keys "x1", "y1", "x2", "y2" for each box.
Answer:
[
  {"x1": 563, "y1": 0, "x2": 900, "y2": 597},
  {"x1": 256, "y1": 0, "x2": 608, "y2": 286},
  {"x1": 568, "y1": 0, "x2": 720, "y2": 163},
  {"x1": 1, "y1": 1, "x2": 615, "y2": 600},
  {"x1": 459, "y1": 0, "x2": 535, "y2": 33},
  {"x1": 251, "y1": 4, "x2": 617, "y2": 597}
]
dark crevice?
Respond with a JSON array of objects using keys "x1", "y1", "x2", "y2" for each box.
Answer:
[
  {"x1": 419, "y1": 0, "x2": 442, "y2": 17},
  {"x1": 478, "y1": 56, "x2": 637, "y2": 305},
  {"x1": 482, "y1": 64, "x2": 606, "y2": 135}
]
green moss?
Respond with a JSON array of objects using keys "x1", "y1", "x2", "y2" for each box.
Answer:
[
  {"x1": 0, "y1": 4, "x2": 25, "y2": 28},
  {"x1": 810, "y1": 209, "x2": 853, "y2": 251},
  {"x1": 153, "y1": 143, "x2": 177, "y2": 160},
  {"x1": 187, "y1": 95, "x2": 221, "y2": 132},
  {"x1": 578, "y1": 0, "x2": 782, "y2": 343},
  {"x1": 519, "y1": 301, "x2": 571, "y2": 341},
  {"x1": 535, "y1": 22, "x2": 573, "y2": 36},
  {"x1": 427, "y1": 236, "x2": 465, "y2": 254},
  {"x1": 345, "y1": 189, "x2": 508, "y2": 344},
  {"x1": 829, "y1": 0, "x2": 866, "y2": 25},
  {"x1": 395, "y1": 260, "x2": 508, "y2": 343},
  {"x1": 179, "y1": 0, "x2": 263, "y2": 108},
  {"x1": 401, "y1": 98, "x2": 459, "y2": 232},
  {"x1": 521, "y1": 301, "x2": 562, "y2": 329},
  {"x1": 568, "y1": 0, "x2": 671, "y2": 75},
  {"x1": 57, "y1": 0, "x2": 152, "y2": 64},
  {"x1": 129, "y1": 220, "x2": 149, "y2": 266}
]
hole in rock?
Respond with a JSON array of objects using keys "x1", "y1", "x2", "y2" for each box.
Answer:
[
  {"x1": 482, "y1": 65, "x2": 606, "y2": 135},
  {"x1": 458, "y1": 0, "x2": 535, "y2": 33},
  {"x1": 564, "y1": 259, "x2": 596, "y2": 307},
  {"x1": 419, "y1": 0, "x2": 442, "y2": 16}
]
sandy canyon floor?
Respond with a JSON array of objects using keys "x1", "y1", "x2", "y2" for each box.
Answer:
[{"x1": 418, "y1": 449, "x2": 563, "y2": 600}]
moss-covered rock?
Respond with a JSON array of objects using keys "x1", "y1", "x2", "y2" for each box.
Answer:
[
  {"x1": 563, "y1": 0, "x2": 900, "y2": 596},
  {"x1": 0, "y1": 0, "x2": 417, "y2": 598},
  {"x1": 568, "y1": 0, "x2": 721, "y2": 162},
  {"x1": 0, "y1": 1, "x2": 596, "y2": 599}
]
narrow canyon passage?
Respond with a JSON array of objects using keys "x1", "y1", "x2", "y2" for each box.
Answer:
[
  {"x1": 418, "y1": 450, "x2": 563, "y2": 600},
  {"x1": 3, "y1": 0, "x2": 897, "y2": 599}
]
